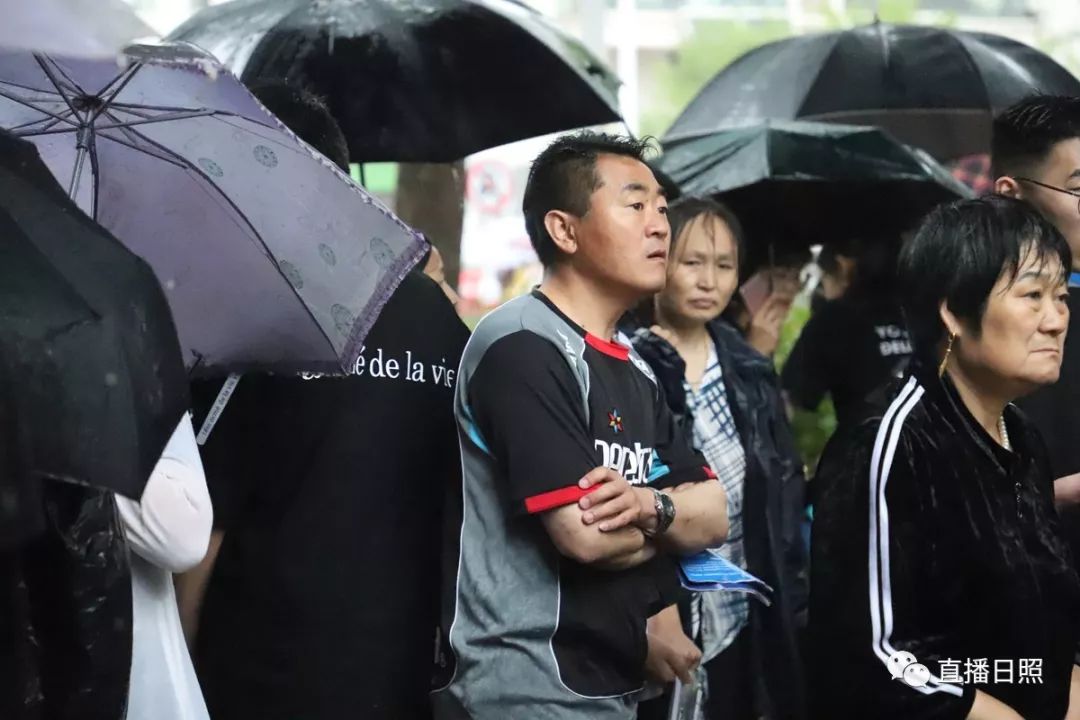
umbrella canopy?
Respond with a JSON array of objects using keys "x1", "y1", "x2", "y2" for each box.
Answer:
[
  {"x1": 658, "y1": 121, "x2": 972, "y2": 268},
  {"x1": 169, "y1": 0, "x2": 622, "y2": 162},
  {"x1": 0, "y1": 0, "x2": 154, "y2": 58},
  {"x1": 665, "y1": 23, "x2": 1080, "y2": 161},
  {"x1": 0, "y1": 43, "x2": 426, "y2": 376},
  {"x1": 0, "y1": 130, "x2": 189, "y2": 503}
]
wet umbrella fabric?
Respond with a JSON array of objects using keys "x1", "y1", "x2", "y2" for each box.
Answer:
[
  {"x1": 658, "y1": 121, "x2": 972, "y2": 267},
  {"x1": 665, "y1": 23, "x2": 1080, "y2": 160},
  {"x1": 0, "y1": 43, "x2": 426, "y2": 376},
  {"x1": 0, "y1": 130, "x2": 189, "y2": 505},
  {"x1": 169, "y1": 0, "x2": 622, "y2": 162}
]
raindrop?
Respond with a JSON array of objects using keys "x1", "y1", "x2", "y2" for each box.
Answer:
[
  {"x1": 165, "y1": 279, "x2": 177, "y2": 291},
  {"x1": 104, "y1": 372, "x2": 119, "y2": 387},
  {"x1": 318, "y1": 244, "x2": 337, "y2": 266}
]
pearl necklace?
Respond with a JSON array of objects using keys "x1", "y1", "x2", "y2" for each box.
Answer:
[
  {"x1": 1000, "y1": 414, "x2": 1022, "y2": 519},
  {"x1": 998, "y1": 415, "x2": 1011, "y2": 452}
]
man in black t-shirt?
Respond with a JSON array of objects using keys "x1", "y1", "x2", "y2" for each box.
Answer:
[
  {"x1": 993, "y1": 96, "x2": 1080, "y2": 506},
  {"x1": 432, "y1": 133, "x2": 729, "y2": 719},
  {"x1": 176, "y1": 82, "x2": 470, "y2": 720},
  {"x1": 188, "y1": 271, "x2": 467, "y2": 720},
  {"x1": 782, "y1": 297, "x2": 912, "y2": 427}
]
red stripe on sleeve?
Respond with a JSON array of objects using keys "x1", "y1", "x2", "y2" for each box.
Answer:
[{"x1": 524, "y1": 484, "x2": 599, "y2": 514}]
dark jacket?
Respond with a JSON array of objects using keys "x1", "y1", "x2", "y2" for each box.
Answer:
[
  {"x1": 809, "y1": 359, "x2": 1080, "y2": 720},
  {"x1": 630, "y1": 319, "x2": 808, "y2": 720}
]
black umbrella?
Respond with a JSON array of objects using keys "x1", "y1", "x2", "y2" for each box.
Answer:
[
  {"x1": 658, "y1": 121, "x2": 972, "y2": 269},
  {"x1": 169, "y1": 0, "x2": 622, "y2": 162},
  {"x1": 0, "y1": 130, "x2": 189, "y2": 503},
  {"x1": 664, "y1": 23, "x2": 1080, "y2": 161}
]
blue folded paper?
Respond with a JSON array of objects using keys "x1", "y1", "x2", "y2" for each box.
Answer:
[{"x1": 678, "y1": 549, "x2": 773, "y2": 606}]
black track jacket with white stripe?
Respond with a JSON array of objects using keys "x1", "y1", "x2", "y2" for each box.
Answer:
[{"x1": 809, "y1": 360, "x2": 1080, "y2": 720}]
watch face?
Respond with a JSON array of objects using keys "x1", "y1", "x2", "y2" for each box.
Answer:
[{"x1": 658, "y1": 491, "x2": 675, "y2": 531}]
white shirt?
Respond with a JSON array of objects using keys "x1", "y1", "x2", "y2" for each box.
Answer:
[{"x1": 115, "y1": 413, "x2": 213, "y2": 720}]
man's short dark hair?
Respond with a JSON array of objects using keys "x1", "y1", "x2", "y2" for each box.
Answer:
[
  {"x1": 667, "y1": 196, "x2": 745, "y2": 272},
  {"x1": 898, "y1": 195, "x2": 1071, "y2": 358},
  {"x1": 991, "y1": 95, "x2": 1080, "y2": 179},
  {"x1": 523, "y1": 132, "x2": 656, "y2": 266},
  {"x1": 248, "y1": 80, "x2": 351, "y2": 172}
]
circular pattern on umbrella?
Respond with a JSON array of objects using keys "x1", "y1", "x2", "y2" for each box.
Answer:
[
  {"x1": 279, "y1": 260, "x2": 303, "y2": 289},
  {"x1": 318, "y1": 244, "x2": 337, "y2": 266},
  {"x1": 197, "y1": 157, "x2": 224, "y2": 178},
  {"x1": 370, "y1": 237, "x2": 395, "y2": 268},
  {"x1": 331, "y1": 303, "x2": 355, "y2": 337},
  {"x1": 253, "y1": 145, "x2": 278, "y2": 168}
]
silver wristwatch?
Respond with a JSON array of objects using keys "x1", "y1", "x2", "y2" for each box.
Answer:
[{"x1": 644, "y1": 488, "x2": 675, "y2": 537}]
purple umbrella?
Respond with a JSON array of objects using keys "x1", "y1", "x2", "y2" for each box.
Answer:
[{"x1": 0, "y1": 42, "x2": 427, "y2": 377}]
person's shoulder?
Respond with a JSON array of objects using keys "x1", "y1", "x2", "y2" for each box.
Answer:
[
  {"x1": 374, "y1": 272, "x2": 469, "y2": 345},
  {"x1": 460, "y1": 296, "x2": 582, "y2": 387},
  {"x1": 836, "y1": 376, "x2": 934, "y2": 452},
  {"x1": 465, "y1": 294, "x2": 581, "y2": 364}
]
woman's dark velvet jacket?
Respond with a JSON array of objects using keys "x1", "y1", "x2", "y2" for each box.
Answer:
[{"x1": 809, "y1": 358, "x2": 1080, "y2": 720}]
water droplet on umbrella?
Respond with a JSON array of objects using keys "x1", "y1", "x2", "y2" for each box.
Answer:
[
  {"x1": 104, "y1": 372, "x2": 119, "y2": 387},
  {"x1": 318, "y1": 244, "x2": 337, "y2": 266},
  {"x1": 279, "y1": 261, "x2": 303, "y2": 289},
  {"x1": 198, "y1": 158, "x2": 224, "y2": 178},
  {"x1": 253, "y1": 145, "x2": 278, "y2": 168},
  {"x1": 331, "y1": 304, "x2": 355, "y2": 336},
  {"x1": 370, "y1": 237, "x2": 395, "y2": 268}
]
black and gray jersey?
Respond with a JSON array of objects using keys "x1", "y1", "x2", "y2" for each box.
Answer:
[{"x1": 433, "y1": 291, "x2": 714, "y2": 719}]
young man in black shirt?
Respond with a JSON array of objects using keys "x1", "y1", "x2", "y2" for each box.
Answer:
[
  {"x1": 432, "y1": 133, "x2": 729, "y2": 719},
  {"x1": 176, "y1": 82, "x2": 470, "y2": 720},
  {"x1": 783, "y1": 237, "x2": 912, "y2": 427},
  {"x1": 993, "y1": 95, "x2": 1080, "y2": 506}
]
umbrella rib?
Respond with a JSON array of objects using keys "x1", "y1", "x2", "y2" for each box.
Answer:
[
  {"x1": 5, "y1": 111, "x2": 73, "y2": 134},
  {"x1": 98, "y1": 110, "x2": 191, "y2": 166},
  {"x1": 109, "y1": 101, "x2": 219, "y2": 114},
  {"x1": 94, "y1": 62, "x2": 141, "y2": 100},
  {"x1": 0, "y1": 87, "x2": 79, "y2": 127},
  {"x1": 94, "y1": 109, "x2": 221, "y2": 132},
  {"x1": 96, "y1": 65, "x2": 144, "y2": 116},
  {"x1": 33, "y1": 55, "x2": 82, "y2": 120},
  {"x1": 12, "y1": 125, "x2": 81, "y2": 138},
  {"x1": 92, "y1": 127, "x2": 191, "y2": 169}
]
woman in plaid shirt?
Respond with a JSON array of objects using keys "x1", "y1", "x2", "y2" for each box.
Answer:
[{"x1": 629, "y1": 197, "x2": 808, "y2": 720}]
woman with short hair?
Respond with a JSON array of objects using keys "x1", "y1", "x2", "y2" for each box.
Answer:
[{"x1": 809, "y1": 195, "x2": 1080, "y2": 720}]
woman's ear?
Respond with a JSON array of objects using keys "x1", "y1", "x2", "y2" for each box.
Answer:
[
  {"x1": 939, "y1": 300, "x2": 961, "y2": 338},
  {"x1": 543, "y1": 210, "x2": 578, "y2": 257}
]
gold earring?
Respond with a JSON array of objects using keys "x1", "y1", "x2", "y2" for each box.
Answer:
[{"x1": 938, "y1": 333, "x2": 956, "y2": 378}]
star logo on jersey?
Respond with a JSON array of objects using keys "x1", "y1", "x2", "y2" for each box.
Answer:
[{"x1": 608, "y1": 409, "x2": 623, "y2": 434}]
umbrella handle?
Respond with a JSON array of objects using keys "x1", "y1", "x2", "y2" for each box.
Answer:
[{"x1": 196, "y1": 373, "x2": 242, "y2": 445}]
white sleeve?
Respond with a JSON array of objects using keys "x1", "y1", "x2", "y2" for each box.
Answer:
[{"x1": 116, "y1": 413, "x2": 214, "y2": 573}]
